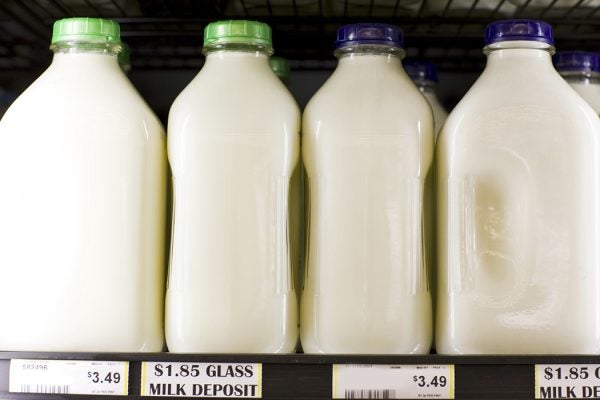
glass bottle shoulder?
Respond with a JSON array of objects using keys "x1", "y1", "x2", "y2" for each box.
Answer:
[
  {"x1": 303, "y1": 64, "x2": 431, "y2": 137},
  {"x1": 439, "y1": 73, "x2": 600, "y2": 156},
  {"x1": 169, "y1": 61, "x2": 300, "y2": 138},
  {"x1": 0, "y1": 58, "x2": 164, "y2": 141}
]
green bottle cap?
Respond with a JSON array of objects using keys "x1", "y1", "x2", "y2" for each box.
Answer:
[
  {"x1": 51, "y1": 17, "x2": 121, "y2": 45},
  {"x1": 270, "y1": 56, "x2": 290, "y2": 80},
  {"x1": 119, "y1": 41, "x2": 131, "y2": 71},
  {"x1": 204, "y1": 20, "x2": 272, "y2": 50}
]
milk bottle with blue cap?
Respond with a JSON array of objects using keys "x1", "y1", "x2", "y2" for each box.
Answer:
[
  {"x1": 555, "y1": 51, "x2": 600, "y2": 114},
  {"x1": 405, "y1": 60, "x2": 448, "y2": 340},
  {"x1": 0, "y1": 17, "x2": 167, "y2": 351},
  {"x1": 166, "y1": 20, "x2": 299, "y2": 353},
  {"x1": 404, "y1": 60, "x2": 448, "y2": 137},
  {"x1": 437, "y1": 20, "x2": 600, "y2": 354},
  {"x1": 301, "y1": 23, "x2": 433, "y2": 354},
  {"x1": 270, "y1": 55, "x2": 305, "y2": 310}
]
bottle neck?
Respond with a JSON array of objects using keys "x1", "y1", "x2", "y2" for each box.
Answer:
[
  {"x1": 334, "y1": 45, "x2": 404, "y2": 71},
  {"x1": 559, "y1": 70, "x2": 600, "y2": 85},
  {"x1": 203, "y1": 43, "x2": 273, "y2": 69},
  {"x1": 51, "y1": 41, "x2": 121, "y2": 56},
  {"x1": 335, "y1": 44, "x2": 404, "y2": 59},
  {"x1": 483, "y1": 40, "x2": 556, "y2": 72},
  {"x1": 50, "y1": 42, "x2": 121, "y2": 68},
  {"x1": 203, "y1": 51, "x2": 272, "y2": 71}
]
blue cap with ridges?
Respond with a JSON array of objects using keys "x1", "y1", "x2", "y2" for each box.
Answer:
[
  {"x1": 555, "y1": 51, "x2": 600, "y2": 73},
  {"x1": 404, "y1": 60, "x2": 438, "y2": 82},
  {"x1": 335, "y1": 23, "x2": 403, "y2": 49},
  {"x1": 484, "y1": 19, "x2": 553, "y2": 46}
]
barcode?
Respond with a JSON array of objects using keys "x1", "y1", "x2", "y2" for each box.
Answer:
[
  {"x1": 19, "y1": 384, "x2": 70, "y2": 394},
  {"x1": 344, "y1": 389, "x2": 396, "y2": 399}
]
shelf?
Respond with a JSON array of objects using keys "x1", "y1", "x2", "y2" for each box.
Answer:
[
  {"x1": 1, "y1": 352, "x2": 600, "y2": 398},
  {"x1": 0, "y1": 0, "x2": 600, "y2": 71},
  {"x1": 1, "y1": 2, "x2": 600, "y2": 398}
]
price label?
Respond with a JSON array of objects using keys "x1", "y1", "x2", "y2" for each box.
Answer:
[
  {"x1": 141, "y1": 362, "x2": 261, "y2": 398},
  {"x1": 536, "y1": 364, "x2": 600, "y2": 399},
  {"x1": 333, "y1": 364, "x2": 454, "y2": 399},
  {"x1": 9, "y1": 359, "x2": 129, "y2": 396}
]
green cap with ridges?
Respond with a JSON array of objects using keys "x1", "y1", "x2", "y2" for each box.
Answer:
[
  {"x1": 204, "y1": 20, "x2": 272, "y2": 49},
  {"x1": 270, "y1": 56, "x2": 290, "y2": 80},
  {"x1": 51, "y1": 17, "x2": 121, "y2": 45}
]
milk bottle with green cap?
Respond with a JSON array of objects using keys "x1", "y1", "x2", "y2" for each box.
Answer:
[
  {"x1": 270, "y1": 55, "x2": 305, "y2": 313},
  {"x1": 301, "y1": 23, "x2": 433, "y2": 354},
  {"x1": 0, "y1": 18, "x2": 167, "y2": 351},
  {"x1": 166, "y1": 20, "x2": 300, "y2": 353},
  {"x1": 437, "y1": 20, "x2": 600, "y2": 354},
  {"x1": 119, "y1": 41, "x2": 131, "y2": 73},
  {"x1": 555, "y1": 51, "x2": 600, "y2": 114},
  {"x1": 270, "y1": 56, "x2": 291, "y2": 85}
]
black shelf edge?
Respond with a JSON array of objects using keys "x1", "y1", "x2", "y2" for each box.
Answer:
[{"x1": 0, "y1": 353, "x2": 599, "y2": 399}]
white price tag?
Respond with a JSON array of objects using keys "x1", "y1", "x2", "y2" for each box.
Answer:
[
  {"x1": 536, "y1": 364, "x2": 600, "y2": 399},
  {"x1": 141, "y1": 362, "x2": 262, "y2": 398},
  {"x1": 333, "y1": 364, "x2": 454, "y2": 399},
  {"x1": 9, "y1": 359, "x2": 129, "y2": 396}
]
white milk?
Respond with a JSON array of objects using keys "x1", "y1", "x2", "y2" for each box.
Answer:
[
  {"x1": 0, "y1": 18, "x2": 166, "y2": 352},
  {"x1": 405, "y1": 61, "x2": 448, "y2": 137},
  {"x1": 301, "y1": 24, "x2": 433, "y2": 354},
  {"x1": 270, "y1": 56, "x2": 305, "y2": 309},
  {"x1": 422, "y1": 91, "x2": 448, "y2": 136},
  {"x1": 437, "y1": 20, "x2": 600, "y2": 354},
  {"x1": 166, "y1": 21, "x2": 299, "y2": 353},
  {"x1": 567, "y1": 79, "x2": 600, "y2": 113},
  {"x1": 404, "y1": 61, "x2": 448, "y2": 347},
  {"x1": 555, "y1": 52, "x2": 600, "y2": 114}
]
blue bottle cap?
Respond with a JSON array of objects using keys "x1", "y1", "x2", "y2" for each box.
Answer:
[
  {"x1": 335, "y1": 23, "x2": 403, "y2": 49},
  {"x1": 404, "y1": 60, "x2": 438, "y2": 83},
  {"x1": 554, "y1": 51, "x2": 600, "y2": 73},
  {"x1": 484, "y1": 19, "x2": 554, "y2": 46}
]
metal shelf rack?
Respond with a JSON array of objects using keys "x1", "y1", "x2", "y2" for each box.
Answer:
[
  {"x1": 0, "y1": 0, "x2": 600, "y2": 71},
  {"x1": 0, "y1": 2, "x2": 599, "y2": 399}
]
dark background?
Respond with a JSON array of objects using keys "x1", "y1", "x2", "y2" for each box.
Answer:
[{"x1": 0, "y1": 0, "x2": 598, "y2": 120}]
